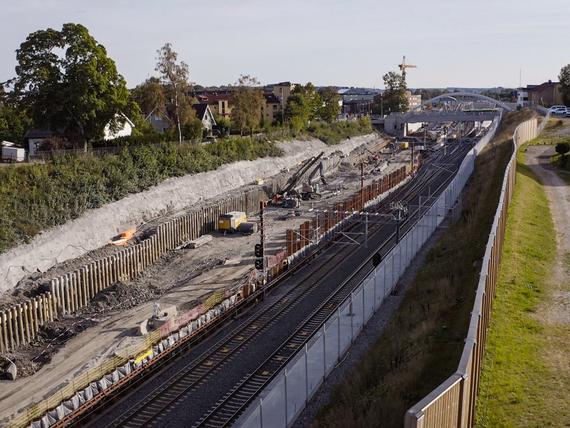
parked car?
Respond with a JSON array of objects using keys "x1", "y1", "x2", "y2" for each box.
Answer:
[{"x1": 549, "y1": 105, "x2": 568, "y2": 115}]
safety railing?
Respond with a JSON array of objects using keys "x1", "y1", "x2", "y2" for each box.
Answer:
[
  {"x1": 235, "y1": 115, "x2": 503, "y2": 428},
  {"x1": 404, "y1": 117, "x2": 538, "y2": 428}
]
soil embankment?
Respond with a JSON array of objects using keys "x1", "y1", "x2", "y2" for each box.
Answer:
[{"x1": 0, "y1": 135, "x2": 377, "y2": 293}]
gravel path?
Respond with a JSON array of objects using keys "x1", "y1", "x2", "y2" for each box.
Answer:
[{"x1": 525, "y1": 146, "x2": 570, "y2": 325}]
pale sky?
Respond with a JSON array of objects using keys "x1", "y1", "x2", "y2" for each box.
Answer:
[{"x1": 1, "y1": 0, "x2": 569, "y2": 89}]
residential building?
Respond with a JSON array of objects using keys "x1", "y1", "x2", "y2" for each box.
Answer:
[
  {"x1": 261, "y1": 94, "x2": 282, "y2": 124},
  {"x1": 521, "y1": 81, "x2": 563, "y2": 107},
  {"x1": 339, "y1": 88, "x2": 380, "y2": 116},
  {"x1": 516, "y1": 88, "x2": 529, "y2": 108},
  {"x1": 147, "y1": 113, "x2": 170, "y2": 134},
  {"x1": 103, "y1": 114, "x2": 135, "y2": 140},
  {"x1": 196, "y1": 92, "x2": 233, "y2": 119},
  {"x1": 24, "y1": 130, "x2": 60, "y2": 157},
  {"x1": 265, "y1": 82, "x2": 296, "y2": 111},
  {"x1": 405, "y1": 91, "x2": 422, "y2": 110},
  {"x1": 192, "y1": 103, "x2": 217, "y2": 134}
]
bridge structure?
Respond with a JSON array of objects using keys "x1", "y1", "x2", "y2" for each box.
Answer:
[
  {"x1": 383, "y1": 109, "x2": 500, "y2": 137},
  {"x1": 421, "y1": 92, "x2": 515, "y2": 112}
]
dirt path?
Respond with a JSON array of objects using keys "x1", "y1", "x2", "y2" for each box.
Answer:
[
  {"x1": 525, "y1": 145, "x2": 570, "y2": 404},
  {"x1": 526, "y1": 146, "x2": 570, "y2": 324}
]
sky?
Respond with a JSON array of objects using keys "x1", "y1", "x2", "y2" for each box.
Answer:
[{"x1": 1, "y1": 0, "x2": 569, "y2": 89}]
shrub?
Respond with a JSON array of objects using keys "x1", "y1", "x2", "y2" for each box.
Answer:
[{"x1": 0, "y1": 137, "x2": 282, "y2": 253}]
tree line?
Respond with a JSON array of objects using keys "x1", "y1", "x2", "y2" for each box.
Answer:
[{"x1": 0, "y1": 23, "x2": 348, "y2": 150}]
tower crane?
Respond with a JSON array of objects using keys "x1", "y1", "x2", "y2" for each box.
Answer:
[{"x1": 398, "y1": 56, "x2": 417, "y2": 82}]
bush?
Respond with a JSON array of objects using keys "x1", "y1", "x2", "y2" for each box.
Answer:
[
  {"x1": 0, "y1": 137, "x2": 282, "y2": 252},
  {"x1": 306, "y1": 117, "x2": 373, "y2": 145}
]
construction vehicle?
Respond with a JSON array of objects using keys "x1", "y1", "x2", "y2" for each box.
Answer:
[
  {"x1": 300, "y1": 159, "x2": 328, "y2": 200},
  {"x1": 218, "y1": 211, "x2": 247, "y2": 233},
  {"x1": 272, "y1": 152, "x2": 325, "y2": 206}
]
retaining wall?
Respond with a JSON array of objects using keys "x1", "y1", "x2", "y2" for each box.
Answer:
[
  {"x1": 403, "y1": 117, "x2": 538, "y2": 428},
  {"x1": 0, "y1": 134, "x2": 379, "y2": 292},
  {"x1": 0, "y1": 189, "x2": 264, "y2": 353}
]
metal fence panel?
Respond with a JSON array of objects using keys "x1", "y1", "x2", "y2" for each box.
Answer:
[
  {"x1": 261, "y1": 376, "x2": 287, "y2": 428},
  {"x1": 324, "y1": 316, "x2": 340, "y2": 375},
  {"x1": 286, "y1": 355, "x2": 308, "y2": 426},
  {"x1": 237, "y1": 116, "x2": 510, "y2": 428},
  {"x1": 306, "y1": 331, "x2": 325, "y2": 393},
  {"x1": 338, "y1": 300, "x2": 353, "y2": 355},
  {"x1": 352, "y1": 288, "x2": 365, "y2": 337}
]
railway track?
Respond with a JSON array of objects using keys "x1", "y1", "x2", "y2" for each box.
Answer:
[
  {"x1": 193, "y1": 142, "x2": 471, "y2": 427},
  {"x1": 91, "y1": 141, "x2": 472, "y2": 428}
]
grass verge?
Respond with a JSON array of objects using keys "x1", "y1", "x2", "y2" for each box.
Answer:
[
  {"x1": 313, "y1": 110, "x2": 534, "y2": 428},
  {"x1": 475, "y1": 148, "x2": 569, "y2": 427}
]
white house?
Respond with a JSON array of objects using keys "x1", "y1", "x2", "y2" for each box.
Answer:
[
  {"x1": 103, "y1": 113, "x2": 135, "y2": 140},
  {"x1": 516, "y1": 88, "x2": 529, "y2": 108},
  {"x1": 192, "y1": 103, "x2": 217, "y2": 134}
]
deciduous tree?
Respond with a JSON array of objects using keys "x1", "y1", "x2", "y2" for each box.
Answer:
[
  {"x1": 0, "y1": 86, "x2": 32, "y2": 142},
  {"x1": 318, "y1": 87, "x2": 341, "y2": 123},
  {"x1": 380, "y1": 71, "x2": 409, "y2": 114},
  {"x1": 156, "y1": 43, "x2": 194, "y2": 143},
  {"x1": 14, "y1": 23, "x2": 130, "y2": 150},
  {"x1": 131, "y1": 77, "x2": 167, "y2": 118},
  {"x1": 231, "y1": 75, "x2": 264, "y2": 136},
  {"x1": 285, "y1": 83, "x2": 321, "y2": 132},
  {"x1": 559, "y1": 64, "x2": 570, "y2": 105}
]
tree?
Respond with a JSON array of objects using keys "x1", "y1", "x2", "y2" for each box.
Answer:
[
  {"x1": 559, "y1": 64, "x2": 570, "y2": 105},
  {"x1": 156, "y1": 43, "x2": 194, "y2": 143},
  {"x1": 285, "y1": 83, "x2": 321, "y2": 132},
  {"x1": 131, "y1": 77, "x2": 167, "y2": 118},
  {"x1": 380, "y1": 71, "x2": 409, "y2": 114},
  {"x1": 14, "y1": 23, "x2": 130, "y2": 150},
  {"x1": 0, "y1": 86, "x2": 32, "y2": 142},
  {"x1": 214, "y1": 114, "x2": 231, "y2": 136},
  {"x1": 318, "y1": 87, "x2": 341, "y2": 123},
  {"x1": 231, "y1": 75, "x2": 264, "y2": 136}
]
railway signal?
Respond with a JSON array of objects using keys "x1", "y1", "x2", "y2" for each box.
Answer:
[{"x1": 254, "y1": 243, "x2": 263, "y2": 258}]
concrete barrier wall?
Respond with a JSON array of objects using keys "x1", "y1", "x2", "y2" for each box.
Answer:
[
  {"x1": 0, "y1": 189, "x2": 264, "y2": 353},
  {"x1": 404, "y1": 117, "x2": 538, "y2": 428}
]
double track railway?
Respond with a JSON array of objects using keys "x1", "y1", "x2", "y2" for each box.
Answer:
[{"x1": 86, "y1": 141, "x2": 472, "y2": 428}]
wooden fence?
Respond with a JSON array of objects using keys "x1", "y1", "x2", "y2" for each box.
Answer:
[
  {"x1": 0, "y1": 189, "x2": 264, "y2": 353},
  {"x1": 404, "y1": 118, "x2": 538, "y2": 428}
]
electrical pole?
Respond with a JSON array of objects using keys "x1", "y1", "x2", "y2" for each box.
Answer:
[
  {"x1": 360, "y1": 162, "x2": 364, "y2": 209},
  {"x1": 260, "y1": 201, "x2": 266, "y2": 284}
]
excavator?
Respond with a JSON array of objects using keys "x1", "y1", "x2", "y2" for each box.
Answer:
[{"x1": 271, "y1": 152, "x2": 325, "y2": 208}]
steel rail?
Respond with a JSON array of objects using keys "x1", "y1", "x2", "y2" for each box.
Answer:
[{"x1": 192, "y1": 143, "x2": 472, "y2": 427}]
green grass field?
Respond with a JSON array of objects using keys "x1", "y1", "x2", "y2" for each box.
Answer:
[
  {"x1": 313, "y1": 110, "x2": 533, "y2": 428},
  {"x1": 475, "y1": 147, "x2": 567, "y2": 427}
]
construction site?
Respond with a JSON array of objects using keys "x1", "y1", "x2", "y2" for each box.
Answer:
[{"x1": 0, "y1": 131, "x2": 424, "y2": 425}]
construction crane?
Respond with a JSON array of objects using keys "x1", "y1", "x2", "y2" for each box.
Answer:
[{"x1": 398, "y1": 56, "x2": 417, "y2": 82}]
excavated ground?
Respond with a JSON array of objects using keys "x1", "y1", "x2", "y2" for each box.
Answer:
[{"x1": 0, "y1": 134, "x2": 414, "y2": 422}]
